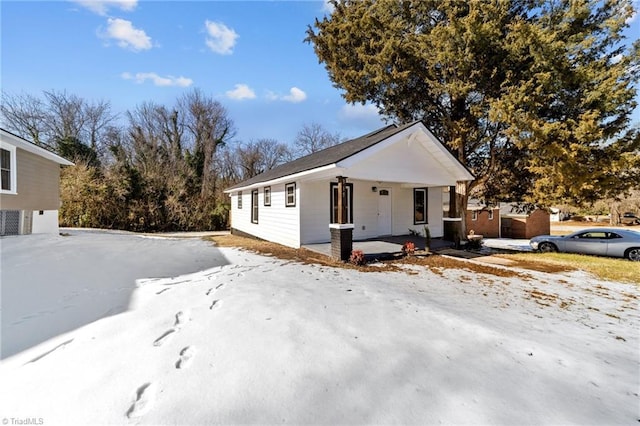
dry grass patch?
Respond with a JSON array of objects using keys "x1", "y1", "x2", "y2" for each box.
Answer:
[
  {"x1": 208, "y1": 234, "x2": 529, "y2": 278},
  {"x1": 496, "y1": 252, "x2": 640, "y2": 285}
]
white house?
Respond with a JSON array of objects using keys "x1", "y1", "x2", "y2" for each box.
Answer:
[
  {"x1": 0, "y1": 128, "x2": 73, "y2": 236},
  {"x1": 224, "y1": 121, "x2": 474, "y2": 249}
]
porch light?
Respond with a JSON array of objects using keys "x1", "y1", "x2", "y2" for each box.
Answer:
[{"x1": 371, "y1": 186, "x2": 377, "y2": 192}]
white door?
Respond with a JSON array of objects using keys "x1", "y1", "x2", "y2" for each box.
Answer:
[{"x1": 377, "y1": 188, "x2": 392, "y2": 236}]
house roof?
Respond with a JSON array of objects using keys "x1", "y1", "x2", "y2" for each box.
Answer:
[
  {"x1": 0, "y1": 128, "x2": 74, "y2": 166},
  {"x1": 226, "y1": 121, "x2": 473, "y2": 192}
]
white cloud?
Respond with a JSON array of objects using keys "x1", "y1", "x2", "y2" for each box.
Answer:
[
  {"x1": 226, "y1": 84, "x2": 256, "y2": 100},
  {"x1": 103, "y1": 18, "x2": 152, "y2": 51},
  {"x1": 338, "y1": 103, "x2": 385, "y2": 130},
  {"x1": 282, "y1": 87, "x2": 307, "y2": 103},
  {"x1": 204, "y1": 20, "x2": 238, "y2": 55},
  {"x1": 267, "y1": 87, "x2": 307, "y2": 103},
  {"x1": 72, "y1": 0, "x2": 137, "y2": 16},
  {"x1": 322, "y1": 0, "x2": 335, "y2": 13},
  {"x1": 339, "y1": 103, "x2": 381, "y2": 120},
  {"x1": 121, "y1": 72, "x2": 193, "y2": 87}
]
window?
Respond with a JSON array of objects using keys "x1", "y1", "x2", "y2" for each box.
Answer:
[
  {"x1": 330, "y1": 182, "x2": 353, "y2": 223},
  {"x1": 488, "y1": 210, "x2": 494, "y2": 220},
  {"x1": 471, "y1": 210, "x2": 478, "y2": 221},
  {"x1": 1, "y1": 147, "x2": 16, "y2": 193},
  {"x1": 414, "y1": 188, "x2": 428, "y2": 224},
  {"x1": 285, "y1": 183, "x2": 296, "y2": 207},
  {"x1": 251, "y1": 190, "x2": 259, "y2": 224},
  {"x1": 237, "y1": 191, "x2": 243, "y2": 209},
  {"x1": 576, "y1": 231, "x2": 607, "y2": 239},
  {"x1": 264, "y1": 186, "x2": 271, "y2": 206}
]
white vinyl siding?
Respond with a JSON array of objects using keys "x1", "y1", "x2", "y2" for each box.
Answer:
[{"x1": 230, "y1": 182, "x2": 300, "y2": 248}]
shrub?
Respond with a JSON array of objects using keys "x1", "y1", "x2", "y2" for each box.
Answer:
[
  {"x1": 402, "y1": 241, "x2": 416, "y2": 256},
  {"x1": 423, "y1": 225, "x2": 431, "y2": 251},
  {"x1": 466, "y1": 238, "x2": 483, "y2": 250},
  {"x1": 349, "y1": 249, "x2": 366, "y2": 266}
]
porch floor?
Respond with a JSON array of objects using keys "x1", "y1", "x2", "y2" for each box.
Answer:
[{"x1": 302, "y1": 235, "x2": 454, "y2": 260}]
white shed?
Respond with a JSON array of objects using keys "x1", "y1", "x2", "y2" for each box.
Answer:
[{"x1": 224, "y1": 121, "x2": 474, "y2": 248}]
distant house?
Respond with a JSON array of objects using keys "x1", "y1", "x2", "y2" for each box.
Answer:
[
  {"x1": 442, "y1": 195, "x2": 501, "y2": 238},
  {"x1": 0, "y1": 128, "x2": 73, "y2": 236},
  {"x1": 443, "y1": 197, "x2": 550, "y2": 239},
  {"x1": 224, "y1": 122, "x2": 474, "y2": 248},
  {"x1": 465, "y1": 200, "x2": 501, "y2": 238},
  {"x1": 500, "y1": 205, "x2": 550, "y2": 239}
]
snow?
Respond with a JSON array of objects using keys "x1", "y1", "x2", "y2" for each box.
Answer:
[
  {"x1": 1, "y1": 230, "x2": 638, "y2": 425},
  {"x1": 482, "y1": 238, "x2": 533, "y2": 252}
]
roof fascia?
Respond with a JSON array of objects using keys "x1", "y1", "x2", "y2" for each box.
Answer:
[
  {"x1": 338, "y1": 122, "x2": 474, "y2": 182},
  {"x1": 224, "y1": 164, "x2": 339, "y2": 193},
  {"x1": 0, "y1": 129, "x2": 74, "y2": 166}
]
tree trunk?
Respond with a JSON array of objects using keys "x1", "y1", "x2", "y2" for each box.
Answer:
[
  {"x1": 610, "y1": 202, "x2": 621, "y2": 226},
  {"x1": 456, "y1": 180, "x2": 469, "y2": 239}
]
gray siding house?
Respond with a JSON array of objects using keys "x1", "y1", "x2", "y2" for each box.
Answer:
[{"x1": 0, "y1": 128, "x2": 73, "y2": 236}]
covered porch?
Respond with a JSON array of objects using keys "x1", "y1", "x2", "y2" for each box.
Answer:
[{"x1": 303, "y1": 234, "x2": 455, "y2": 261}]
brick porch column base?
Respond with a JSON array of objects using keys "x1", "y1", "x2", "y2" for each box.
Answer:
[{"x1": 329, "y1": 224, "x2": 354, "y2": 261}]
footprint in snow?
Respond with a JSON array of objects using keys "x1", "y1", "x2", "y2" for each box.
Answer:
[
  {"x1": 153, "y1": 329, "x2": 176, "y2": 347},
  {"x1": 215, "y1": 283, "x2": 225, "y2": 290},
  {"x1": 175, "y1": 346, "x2": 196, "y2": 369},
  {"x1": 174, "y1": 311, "x2": 189, "y2": 328},
  {"x1": 209, "y1": 299, "x2": 222, "y2": 310},
  {"x1": 126, "y1": 382, "x2": 155, "y2": 418}
]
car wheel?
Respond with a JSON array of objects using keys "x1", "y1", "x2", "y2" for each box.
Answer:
[
  {"x1": 538, "y1": 242, "x2": 557, "y2": 253},
  {"x1": 624, "y1": 247, "x2": 640, "y2": 261}
]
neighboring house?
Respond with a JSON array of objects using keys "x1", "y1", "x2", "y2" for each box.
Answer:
[
  {"x1": 500, "y1": 205, "x2": 550, "y2": 239},
  {"x1": 465, "y1": 200, "x2": 501, "y2": 238},
  {"x1": 443, "y1": 197, "x2": 550, "y2": 239},
  {"x1": 224, "y1": 121, "x2": 474, "y2": 249},
  {"x1": 442, "y1": 195, "x2": 501, "y2": 238},
  {"x1": 550, "y1": 207, "x2": 570, "y2": 222},
  {"x1": 0, "y1": 128, "x2": 73, "y2": 236}
]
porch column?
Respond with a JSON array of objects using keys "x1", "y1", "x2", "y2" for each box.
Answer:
[
  {"x1": 330, "y1": 176, "x2": 353, "y2": 261},
  {"x1": 444, "y1": 184, "x2": 462, "y2": 248}
]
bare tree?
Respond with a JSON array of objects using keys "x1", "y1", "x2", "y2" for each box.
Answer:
[
  {"x1": 178, "y1": 89, "x2": 236, "y2": 198},
  {"x1": 0, "y1": 91, "x2": 48, "y2": 146},
  {"x1": 234, "y1": 139, "x2": 291, "y2": 179},
  {"x1": 293, "y1": 122, "x2": 341, "y2": 157},
  {"x1": 1, "y1": 90, "x2": 117, "y2": 157}
]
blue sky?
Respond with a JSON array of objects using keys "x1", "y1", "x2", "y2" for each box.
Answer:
[{"x1": 1, "y1": 0, "x2": 638, "y2": 146}]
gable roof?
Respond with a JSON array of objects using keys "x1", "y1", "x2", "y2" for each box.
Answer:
[
  {"x1": 0, "y1": 128, "x2": 74, "y2": 166},
  {"x1": 226, "y1": 121, "x2": 473, "y2": 192}
]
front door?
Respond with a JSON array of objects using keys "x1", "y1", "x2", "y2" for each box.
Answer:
[{"x1": 377, "y1": 188, "x2": 392, "y2": 236}]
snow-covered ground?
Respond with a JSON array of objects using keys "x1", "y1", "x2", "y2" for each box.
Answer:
[{"x1": 1, "y1": 230, "x2": 638, "y2": 425}]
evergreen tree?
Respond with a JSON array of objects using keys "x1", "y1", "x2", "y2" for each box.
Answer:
[{"x1": 307, "y1": 0, "x2": 639, "y2": 215}]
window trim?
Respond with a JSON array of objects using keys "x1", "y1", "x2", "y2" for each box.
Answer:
[
  {"x1": 0, "y1": 145, "x2": 17, "y2": 194},
  {"x1": 471, "y1": 210, "x2": 478, "y2": 221},
  {"x1": 251, "y1": 189, "x2": 259, "y2": 224},
  {"x1": 413, "y1": 188, "x2": 428, "y2": 225},
  {"x1": 329, "y1": 182, "x2": 354, "y2": 224},
  {"x1": 263, "y1": 186, "x2": 271, "y2": 206},
  {"x1": 285, "y1": 182, "x2": 296, "y2": 207},
  {"x1": 488, "y1": 210, "x2": 494, "y2": 220},
  {"x1": 237, "y1": 191, "x2": 243, "y2": 209}
]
